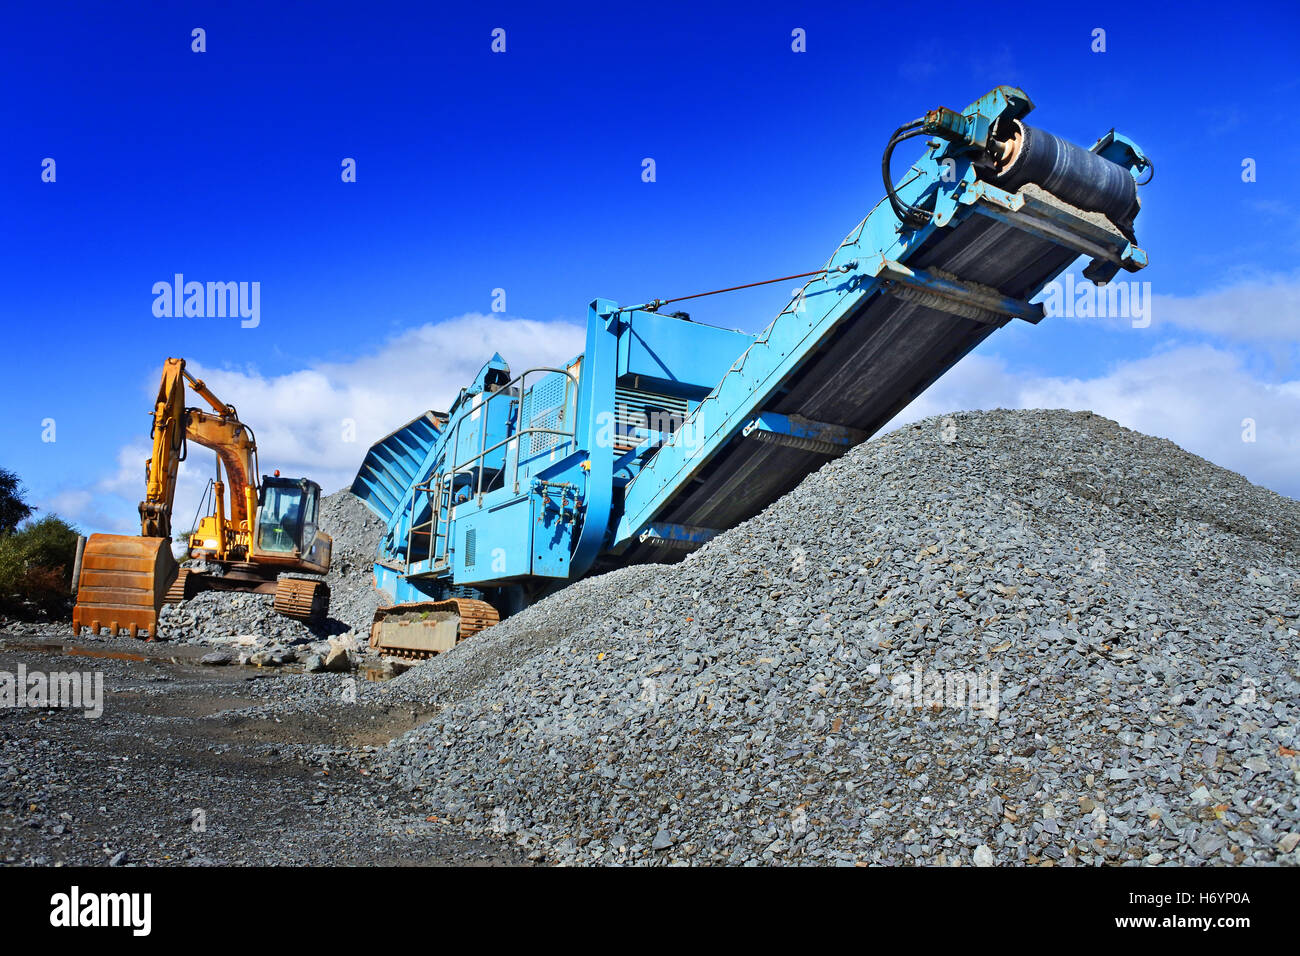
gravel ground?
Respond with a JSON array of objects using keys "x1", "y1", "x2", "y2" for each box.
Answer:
[
  {"x1": 4, "y1": 409, "x2": 1297, "y2": 867},
  {"x1": 0, "y1": 636, "x2": 523, "y2": 865},
  {"x1": 316, "y1": 488, "x2": 391, "y2": 633},
  {"x1": 332, "y1": 409, "x2": 1300, "y2": 866}
]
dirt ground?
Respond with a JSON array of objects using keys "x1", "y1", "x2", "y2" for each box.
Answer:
[{"x1": 0, "y1": 629, "x2": 525, "y2": 866}]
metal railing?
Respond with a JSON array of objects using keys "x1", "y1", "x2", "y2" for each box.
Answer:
[{"x1": 402, "y1": 366, "x2": 580, "y2": 574}]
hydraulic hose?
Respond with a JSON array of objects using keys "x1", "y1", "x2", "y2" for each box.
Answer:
[{"x1": 882, "y1": 119, "x2": 933, "y2": 229}]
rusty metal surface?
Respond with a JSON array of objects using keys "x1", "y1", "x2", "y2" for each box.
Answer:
[
  {"x1": 163, "y1": 567, "x2": 195, "y2": 605},
  {"x1": 72, "y1": 534, "x2": 177, "y2": 639},
  {"x1": 368, "y1": 598, "x2": 499, "y2": 659}
]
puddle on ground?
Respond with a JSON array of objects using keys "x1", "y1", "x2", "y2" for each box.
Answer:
[
  {"x1": 3, "y1": 636, "x2": 410, "y2": 682},
  {"x1": 20, "y1": 642, "x2": 148, "y2": 663},
  {"x1": 5, "y1": 639, "x2": 226, "y2": 671}
]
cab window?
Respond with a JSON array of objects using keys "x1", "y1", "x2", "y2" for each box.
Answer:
[{"x1": 258, "y1": 484, "x2": 305, "y2": 553}]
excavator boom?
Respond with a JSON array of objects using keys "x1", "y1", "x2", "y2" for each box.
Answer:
[{"x1": 73, "y1": 357, "x2": 331, "y2": 637}]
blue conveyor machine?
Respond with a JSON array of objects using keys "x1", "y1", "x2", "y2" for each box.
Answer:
[{"x1": 351, "y1": 86, "x2": 1151, "y2": 654}]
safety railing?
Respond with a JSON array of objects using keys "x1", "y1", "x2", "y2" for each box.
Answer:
[{"x1": 402, "y1": 365, "x2": 581, "y2": 574}]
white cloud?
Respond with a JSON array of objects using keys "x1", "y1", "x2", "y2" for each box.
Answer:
[
  {"x1": 1043, "y1": 269, "x2": 1300, "y2": 346},
  {"x1": 1152, "y1": 272, "x2": 1300, "y2": 343},
  {"x1": 49, "y1": 314, "x2": 586, "y2": 535}
]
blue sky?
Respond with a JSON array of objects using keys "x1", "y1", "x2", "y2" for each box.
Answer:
[{"x1": 2, "y1": 0, "x2": 1298, "y2": 535}]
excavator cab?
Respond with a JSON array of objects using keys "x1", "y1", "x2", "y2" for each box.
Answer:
[
  {"x1": 256, "y1": 477, "x2": 316, "y2": 555},
  {"x1": 255, "y1": 476, "x2": 333, "y2": 623}
]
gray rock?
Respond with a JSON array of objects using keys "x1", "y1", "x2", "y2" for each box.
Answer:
[{"x1": 347, "y1": 410, "x2": 1300, "y2": 868}]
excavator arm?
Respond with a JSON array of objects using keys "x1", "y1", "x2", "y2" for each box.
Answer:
[
  {"x1": 140, "y1": 357, "x2": 258, "y2": 537},
  {"x1": 73, "y1": 357, "x2": 263, "y2": 637},
  {"x1": 138, "y1": 358, "x2": 184, "y2": 538},
  {"x1": 185, "y1": 409, "x2": 258, "y2": 533}
]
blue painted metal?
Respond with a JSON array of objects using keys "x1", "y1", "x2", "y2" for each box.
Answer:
[
  {"x1": 740, "y1": 412, "x2": 866, "y2": 454},
  {"x1": 350, "y1": 411, "x2": 444, "y2": 523},
  {"x1": 616, "y1": 308, "x2": 754, "y2": 397},
  {"x1": 567, "y1": 299, "x2": 619, "y2": 579},
  {"x1": 352, "y1": 85, "x2": 1151, "y2": 620}
]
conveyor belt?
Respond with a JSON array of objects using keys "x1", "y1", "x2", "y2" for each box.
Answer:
[
  {"x1": 616, "y1": 178, "x2": 1134, "y2": 558},
  {"x1": 666, "y1": 217, "x2": 1071, "y2": 532}
]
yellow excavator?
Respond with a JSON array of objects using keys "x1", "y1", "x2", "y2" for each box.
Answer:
[{"x1": 72, "y1": 357, "x2": 332, "y2": 638}]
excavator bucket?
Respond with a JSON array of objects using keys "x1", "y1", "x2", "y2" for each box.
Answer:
[
  {"x1": 72, "y1": 534, "x2": 177, "y2": 639},
  {"x1": 368, "y1": 598, "x2": 499, "y2": 659}
]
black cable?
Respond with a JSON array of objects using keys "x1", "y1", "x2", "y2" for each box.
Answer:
[
  {"x1": 176, "y1": 410, "x2": 188, "y2": 463},
  {"x1": 882, "y1": 120, "x2": 933, "y2": 229},
  {"x1": 188, "y1": 478, "x2": 214, "y2": 542}
]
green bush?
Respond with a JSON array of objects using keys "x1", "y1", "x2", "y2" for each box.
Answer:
[{"x1": 0, "y1": 515, "x2": 81, "y2": 615}]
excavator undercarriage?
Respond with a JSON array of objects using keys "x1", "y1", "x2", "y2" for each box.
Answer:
[{"x1": 163, "y1": 565, "x2": 330, "y2": 621}]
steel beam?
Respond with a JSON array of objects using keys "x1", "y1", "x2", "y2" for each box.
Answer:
[{"x1": 741, "y1": 412, "x2": 867, "y2": 456}]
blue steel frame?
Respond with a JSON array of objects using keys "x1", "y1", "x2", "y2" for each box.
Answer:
[{"x1": 352, "y1": 85, "x2": 1150, "y2": 615}]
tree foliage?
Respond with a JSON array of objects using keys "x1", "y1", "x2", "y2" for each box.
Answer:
[
  {"x1": 0, "y1": 469, "x2": 82, "y2": 616},
  {"x1": 0, "y1": 467, "x2": 34, "y2": 536},
  {"x1": 0, "y1": 515, "x2": 81, "y2": 614}
]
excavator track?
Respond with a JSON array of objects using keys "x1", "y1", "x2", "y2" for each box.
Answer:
[
  {"x1": 369, "y1": 597, "x2": 499, "y2": 659},
  {"x1": 163, "y1": 567, "x2": 196, "y2": 605},
  {"x1": 272, "y1": 577, "x2": 330, "y2": 623}
]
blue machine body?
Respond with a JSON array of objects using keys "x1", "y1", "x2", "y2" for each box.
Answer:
[{"x1": 351, "y1": 86, "x2": 1151, "y2": 616}]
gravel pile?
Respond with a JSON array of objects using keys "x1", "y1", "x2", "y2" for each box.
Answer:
[
  {"x1": 317, "y1": 488, "x2": 391, "y2": 632},
  {"x1": 359, "y1": 408, "x2": 1300, "y2": 866},
  {"x1": 157, "y1": 590, "x2": 325, "y2": 660},
  {"x1": 151, "y1": 490, "x2": 388, "y2": 660}
]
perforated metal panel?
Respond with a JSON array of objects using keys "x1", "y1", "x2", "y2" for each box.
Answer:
[
  {"x1": 464, "y1": 527, "x2": 477, "y2": 567},
  {"x1": 521, "y1": 373, "x2": 571, "y2": 456}
]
